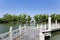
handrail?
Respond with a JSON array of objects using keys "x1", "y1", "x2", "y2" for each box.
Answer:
[
  {"x1": 13, "y1": 29, "x2": 19, "y2": 33},
  {"x1": 0, "y1": 25, "x2": 27, "y2": 40},
  {"x1": 0, "y1": 24, "x2": 60, "y2": 40},
  {"x1": 0, "y1": 32, "x2": 10, "y2": 37}
]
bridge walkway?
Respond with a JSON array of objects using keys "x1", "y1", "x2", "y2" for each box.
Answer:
[{"x1": 15, "y1": 28, "x2": 40, "y2": 40}]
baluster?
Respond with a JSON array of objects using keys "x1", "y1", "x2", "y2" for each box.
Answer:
[
  {"x1": 44, "y1": 24, "x2": 46, "y2": 32},
  {"x1": 39, "y1": 33, "x2": 45, "y2": 40},
  {"x1": 19, "y1": 25, "x2": 21, "y2": 35},
  {"x1": 2, "y1": 36, "x2": 4, "y2": 40},
  {"x1": 10, "y1": 27, "x2": 13, "y2": 40},
  {"x1": 37, "y1": 24, "x2": 38, "y2": 28},
  {"x1": 24, "y1": 25, "x2": 26, "y2": 32},
  {"x1": 48, "y1": 16, "x2": 51, "y2": 31},
  {"x1": 39, "y1": 24, "x2": 45, "y2": 40},
  {"x1": 55, "y1": 19, "x2": 57, "y2": 28},
  {"x1": 40, "y1": 24, "x2": 42, "y2": 33}
]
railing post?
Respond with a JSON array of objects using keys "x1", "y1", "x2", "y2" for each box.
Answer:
[
  {"x1": 39, "y1": 24, "x2": 45, "y2": 40},
  {"x1": 2, "y1": 36, "x2": 4, "y2": 40},
  {"x1": 24, "y1": 25, "x2": 26, "y2": 32},
  {"x1": 55, "y1": 19, "x2": 57, "y2": 28},
  {"x1": 10, "y1": 27, "x2": 13, "y2": 40},
  {"x1": 19, "y1": 25, "x2": 21, "y2": 35},
  {"x1": 39, "y1": 33, "x2": 45, "y2": 40},
  {"x1": 48, "y1": 16, "x2": 51, "y2": 31},
  {"x1": 44, "y1": 24, "x2": 46, "y2": 32},
  {"x1": 40, "y1": 24, "x2": 42, "y2": 33},
  {"x1": 37, "y1": 24, "x2": 39, "y2": 28}
]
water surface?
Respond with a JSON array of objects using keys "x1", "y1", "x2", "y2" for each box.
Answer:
[{"x1": 46, "y1": 30, "x2": 60, "y2": 40}]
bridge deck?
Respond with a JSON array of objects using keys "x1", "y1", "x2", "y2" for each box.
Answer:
[{"x1": 15, "y1": 28, "x2": 40, "y2": 40}]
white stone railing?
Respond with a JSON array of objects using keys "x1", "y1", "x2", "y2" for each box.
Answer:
[
  {"x1": 0, "y1": 23, "x2": 60, "y2": 40},
  {"x1": 51, "y1": 23, "x2": 60, "y2": 31},
  {"x1": 0, "y1": 25, "x2": 27, "y2": 40},
  {"x1": 36, "y1": 23, "x2": 60, "y2": 32},
  {"x1": 41, "y1": 23, "x2": 60, "y2": 32}
]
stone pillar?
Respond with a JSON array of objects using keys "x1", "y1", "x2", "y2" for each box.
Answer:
[
  {"x1": 44, "y1": 24, "x2": 46, "y2": 32},
  {"x1": 48, "y1": 16, "x2": 51, "y2": 31},
  {"x1": 24, "y1": 25, "x2": 26, "y2": 32},
  {"x1": 55, "y1": 19, "x2": 57, "y2": 28},
  {"x1": 37, "y1": 24, "x2": 39, "y2": 28},
  {"x1": 10, "y1": 27, "x2": 13, "y2": 40},
  {"x1": 39, "y1": 24, "x2": 45, "y2": 40},
  {"x1": 19, "y1": 25, "x2": 21, "y2": 35},
  {"x1": 40, "y1": 24, "x2": 43, "y2": 33},
  {"x1": 39, "y1": 33, "x2": 45, "y2": 40}
]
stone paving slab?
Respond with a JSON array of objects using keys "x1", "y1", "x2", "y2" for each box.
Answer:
[{"x1": 15, "y1": 28, "x2": 40, "y2": 40}]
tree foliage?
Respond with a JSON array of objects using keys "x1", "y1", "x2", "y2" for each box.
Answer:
[
  {"x1": 0, "y1": 13, "x2": 60, "y2": 24},
  {"x1": 0, "y1": 13, "x2": 31, "y2": 24},
  {"x1": 34, "y1": 14, "x2": 48, "y2": 24}
]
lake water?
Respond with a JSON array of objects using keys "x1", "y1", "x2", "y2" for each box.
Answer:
[
  {"x1": 45, "y1": 30, "x2": 60, "y2": 40},
  {"x1": 0, "y1": 23, "x2": 20, "y2": 34},
  {"x1": 0, "y1": 24, "x2": 60, "y2": 40}
]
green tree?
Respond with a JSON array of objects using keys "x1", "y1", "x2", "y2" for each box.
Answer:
[
  {"x1": 27, "y1": 15, "x2": 31, "y2": 24},
  {"x1": 3, "y1": 13, "x2": 18, "y2": 23},
  {"x1": 56, "y1": 14, "x2": 60, "y2": 23},
  {"x1": 3, "y1": 13, "x2": 12, "y2": 23},
  {"x1": 51, "y1": 14, "x2": 56, "y2": 23},
  {"x1": 20, "y1": 14, "x2": 27, "y2": 24},
  {"x1": 34, "y1": 14, "x2": 48, "y2": 24},
  {"x1": 34, "y1": 14, "x2": 39, "y2": 24},
  {"x1": 11, "y1": 15, "x2": 18, "y2": 22}
]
